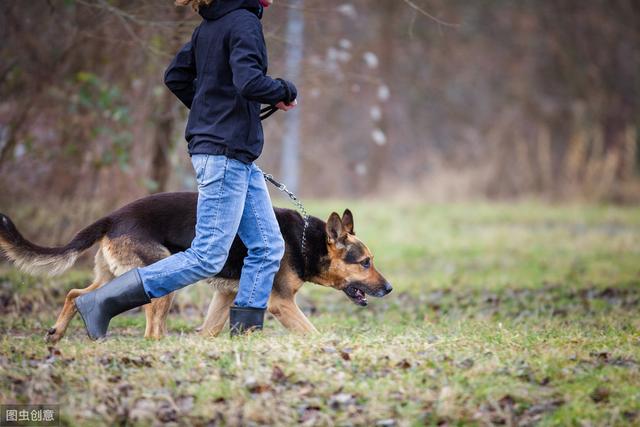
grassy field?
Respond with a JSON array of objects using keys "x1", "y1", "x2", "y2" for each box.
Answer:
[{"x1": 1, "y1": 200, "x2": 639, "y2": 426}]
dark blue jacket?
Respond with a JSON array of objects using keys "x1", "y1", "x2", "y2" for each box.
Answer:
[{"x1": 164, "y1": 0, "x2": 297, "y2": 163}]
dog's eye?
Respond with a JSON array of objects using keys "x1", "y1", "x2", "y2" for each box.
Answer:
[{"x1": 360, "y1": 258, "x2": 371, "y2": 269}]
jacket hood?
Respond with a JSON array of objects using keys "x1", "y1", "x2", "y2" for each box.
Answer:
[{"x1": 198, "y1": 0, "x2": 263, "y2": 21}]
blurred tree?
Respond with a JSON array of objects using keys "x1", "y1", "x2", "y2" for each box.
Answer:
[
  {"x1": 281, "y1": 0, "x2": 305, "y2": 194},
  {"x1": 366, "y1": 0, "x2": 395, "y2": 193},
  {"x1": 1, "y1": 0, "x2": 639, "y2": 245}
]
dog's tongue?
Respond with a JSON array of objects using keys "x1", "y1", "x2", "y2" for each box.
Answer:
[
  {"x1": 354, "y1": 288, "x2": 367, "y2": 304},
  {"x1": 259, "y1": 0, "x2": 271, "y2": 7}
]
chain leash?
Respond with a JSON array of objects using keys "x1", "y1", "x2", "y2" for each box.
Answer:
[
  {"x1": 260, "y1": 99, "x2": 308, "y2": 265},
  {"x1": 263, "y1": 174, "x2": 309, "y2": 261}
]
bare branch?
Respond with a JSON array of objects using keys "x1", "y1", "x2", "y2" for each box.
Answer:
[{"x1": 402, "y1": 0, "x2": 459, "y2": 28}]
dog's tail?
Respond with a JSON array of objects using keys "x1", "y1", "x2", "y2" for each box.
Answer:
[{"x1": 0, "y1": 213, "x2": 111, "y2": 276}]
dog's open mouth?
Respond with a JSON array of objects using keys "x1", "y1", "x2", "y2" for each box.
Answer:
[{"x1": 343, "y1": 285, "x2": 368, "y2": 306}]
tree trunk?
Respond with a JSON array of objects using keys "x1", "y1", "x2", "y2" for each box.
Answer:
[
  {"x1": 367, "y1": 1, "x2": 395, "y2": 194},
  {"x1": 280, "y1": 0, "x2": 304, "y2": 194},
  {"x1": 149, "y1": 91, "x2": 175, "y2": 193}
]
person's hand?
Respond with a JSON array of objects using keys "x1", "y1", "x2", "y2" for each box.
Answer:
[{"x1": 276, "y1": 99, "x2": 297, "y2": 111}]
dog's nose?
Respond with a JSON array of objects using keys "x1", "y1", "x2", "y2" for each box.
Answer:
[{"x1": 383, "y1": 282, "x2": 393, "y2": 295}]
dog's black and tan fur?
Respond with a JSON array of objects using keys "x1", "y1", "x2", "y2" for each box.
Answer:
[{"x1": 0, "y1": 192, "x2": 391, "y2": 342}]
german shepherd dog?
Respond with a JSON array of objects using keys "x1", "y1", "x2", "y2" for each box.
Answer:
[{"x1": 0, "y1": 192, "x2": 392, "y2": 342}]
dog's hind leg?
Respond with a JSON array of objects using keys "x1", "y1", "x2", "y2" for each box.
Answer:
[
  {"x1": 102, "y1": 236, "x2": 174, "y2": 340},
  {"x1": 45, "y1": 249, "x2": 113, "y2": 343},
  {"x1": 199, "y1": 290, "x2": 236, "y2": 337},
  {"x1": 136, "y1": 246, "x2": 176, "y2": 340}
]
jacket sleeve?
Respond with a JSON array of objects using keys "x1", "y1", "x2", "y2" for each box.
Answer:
[
  {"x1": 228, "y1": 15, "x2": 297, "y2": 105},
  {"x1": 164, "y1": 38, "x2": 197, "y2": 109}
]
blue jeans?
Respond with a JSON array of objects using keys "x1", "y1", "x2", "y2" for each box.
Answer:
[{"x1": 137, "y1": 154, "x2": 285, "y2": 309}]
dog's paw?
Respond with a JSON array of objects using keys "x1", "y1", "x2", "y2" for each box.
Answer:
[{"x1": 44, "y1": 327, "x2": 62, "y2": 344}]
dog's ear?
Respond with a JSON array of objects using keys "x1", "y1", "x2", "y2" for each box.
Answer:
[
  {"x1": 326, "y1": 212, "x2": 345, "y2": 245},
  {"x1": 341, "y1": 209, "x2": 354, "y2": 235}
]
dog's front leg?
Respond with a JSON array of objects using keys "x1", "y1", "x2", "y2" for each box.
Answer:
[
  {"x1": 268, "y1": 295, "x2": 318, "y2": 334},
  {"x1": 144, "y1": 293, "x2": 176, "y2": 339},
  {"x1": 198, "y1": 291, "x2": 236, "y2": 337}
]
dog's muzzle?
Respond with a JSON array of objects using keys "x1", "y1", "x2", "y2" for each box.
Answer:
[
  {"x1": 376, "y1": 282, "x2": 393, "y2": 297},
  {"x1": 344, "y1": 281, "x2": 392, "y2": 306}
]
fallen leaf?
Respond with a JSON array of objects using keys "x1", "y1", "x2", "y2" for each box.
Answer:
[
  {"x1": 245, "y1": 377, "x2": 272, "y2": 394},
  {"x1": 271, "y1": 365, "x2": 287, "y2": 383},
  {"x1": 120, "y1": 355, "x2": 153, "y2": 368},
  {"x1": 47, "y1": 346, "x2": 61, "y2": 357},
  {"x1": 248, "y1": 383, "x2": 272, "y2": 394},
  {"x1": 590, "y1": 386, "x2": 610, "y2": 403},
  {"x1": 590, "y1": 351, "x2": 611, "y2": 362},
  {"x1": 498, "y1": 395, "x2": 515, "y2": 409},
  {"x1": 157, "y1": 402, "x2": 177, "y2": 423},
  {"x1": 117, "y1": 382, "x2": 133, "y2": 397},
  {"x1": 396, "y1": 359, "x2": 411, "y2": 369}
]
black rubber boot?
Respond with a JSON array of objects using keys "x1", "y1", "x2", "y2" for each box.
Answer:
[
  {"x1": 75, "y1": 269, "x2": 150, "y2": 340},
  {"x1": 229, "y1": 306, "x2": 265, "y2": 336}
]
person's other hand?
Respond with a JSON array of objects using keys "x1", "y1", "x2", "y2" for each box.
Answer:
[{"x1": 276, "y1": 99, "x2": 297, "y2": 111}]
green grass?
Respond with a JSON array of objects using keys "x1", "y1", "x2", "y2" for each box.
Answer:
[{"x1": 1, "y1": 201, "x2": 639, "y2": 426}]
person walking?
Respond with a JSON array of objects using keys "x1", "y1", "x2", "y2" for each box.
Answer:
[{"x1": 75, "y1": 0, "x2": 297, "y2": 338}]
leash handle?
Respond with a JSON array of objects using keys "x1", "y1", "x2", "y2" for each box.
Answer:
[
  {"x1": 260, "y1": 105, "x2": 279, "y2": 121},
  {"x1": 264, "y1": 173, "x2": 291, "y2": 195}
]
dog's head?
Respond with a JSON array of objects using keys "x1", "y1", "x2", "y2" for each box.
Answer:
[{"x1": 315, "y1": 209, "x2": 392, "y2": 306}]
